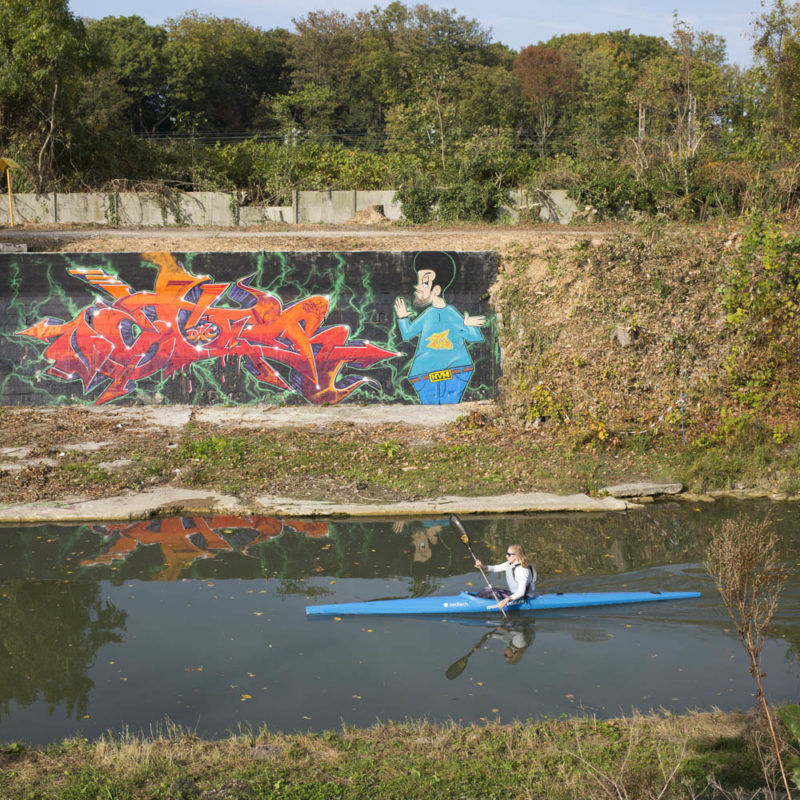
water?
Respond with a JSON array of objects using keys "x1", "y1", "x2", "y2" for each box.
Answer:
[{"x1": 0, "y1": 499, "x2": 798, "y2": 745}]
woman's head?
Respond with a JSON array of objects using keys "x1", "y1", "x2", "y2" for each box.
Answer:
[{"x1": 505, "y1": 544, "x2": 530, "y2": 569}]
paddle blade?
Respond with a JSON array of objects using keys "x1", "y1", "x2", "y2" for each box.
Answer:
[
  {"x1": 449, "y1": 514, "x2": 470, "y2": 547},
  {"x1": 445, "y1": 656, "x2": 469, "y2": 680}
]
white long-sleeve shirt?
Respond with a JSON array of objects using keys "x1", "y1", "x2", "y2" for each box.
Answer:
[{"x1": 486, "y1": 561, "x2": 537, "y2": 600}]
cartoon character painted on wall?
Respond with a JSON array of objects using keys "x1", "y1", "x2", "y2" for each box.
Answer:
[{"x1": 394, "y1": 251, "x2": 486, "y2": 405}]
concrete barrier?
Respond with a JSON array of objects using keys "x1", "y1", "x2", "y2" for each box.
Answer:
[
  {"x1": 0, "y1": 250, "x2": 499, "y2": 407},
  {"x1": 0, "y1": 189, "x2": 575, "y2": 226}
]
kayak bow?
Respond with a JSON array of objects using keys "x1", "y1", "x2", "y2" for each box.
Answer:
[{"x1": 305, "y1": 590, "x2": 700, "y2": 617}]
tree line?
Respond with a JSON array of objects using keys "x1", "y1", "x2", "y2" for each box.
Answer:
[{"x1": 2, "y1": 0, "x2": 800, "y2": 221}]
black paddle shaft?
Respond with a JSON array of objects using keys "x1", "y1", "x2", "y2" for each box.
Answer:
[{"x1": 449, "y1": 514, "x2": 508, "y2": 618}]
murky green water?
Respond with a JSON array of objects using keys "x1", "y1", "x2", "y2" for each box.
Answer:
[{"x1": 1, "y1": 499, "x2": 798, "y2": 745}]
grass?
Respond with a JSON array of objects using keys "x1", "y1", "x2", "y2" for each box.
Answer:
[
  {"x1": 0, "y1": 710, "x2": 789, "y2": 800},
  {"x1": 1, "y1": 411, "x2": 798, "y2": 506}
]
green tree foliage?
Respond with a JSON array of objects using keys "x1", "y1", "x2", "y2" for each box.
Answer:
[
  {"x1": 85, "y1": 16, "x2": 169, "y2": 135},
  {"x1": 164, "y1": 12, "x2": 292, "y2": 132},
  {"x1": 7, "y1": 2, "x2": 800, "y2": 220},
  {"x1": 753, "y1": 0, "x2": 800, "y2": 135},
  {"x1": 0, "y1": 0, "x2": 91, "y2": 189}
]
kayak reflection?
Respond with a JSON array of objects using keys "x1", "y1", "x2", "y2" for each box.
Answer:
[{"x1": 445, "y1": 619, "x2": 536, "y2": 679}]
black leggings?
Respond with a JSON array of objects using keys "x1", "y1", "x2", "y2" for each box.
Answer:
[{"x1": 474, "y1": 587, "x2": 512, "y2": 599}]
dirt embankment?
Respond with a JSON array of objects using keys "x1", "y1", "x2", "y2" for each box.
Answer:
[{"x1": 2, "y1": 221, "x2": 797, "y2": 509}]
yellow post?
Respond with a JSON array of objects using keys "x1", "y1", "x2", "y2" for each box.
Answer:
[
  {"x1": 6, "y1": 167, "x2": 14, "y2": 227},
  {"x1": 0, "y1": 157, "x2": 22, "y2": 227}
]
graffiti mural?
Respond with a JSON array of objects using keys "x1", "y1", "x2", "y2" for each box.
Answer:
[
  {"x1": 16, "y1": 253, "x2": 397, "y2": 405},
  {"x1": 0, "y1": 250, "x2": 499, "y2": 405},
  {"x1": 394, "y1": 251, "x2": 486, "y2": 404}
]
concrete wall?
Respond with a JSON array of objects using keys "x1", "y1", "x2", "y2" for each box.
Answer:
[
  {"x1": 0, "y1": 189, "x2": 574, "y2": 226},
  {"x1": 0, "y1": 251, "x2": 499, "y2": 407}
]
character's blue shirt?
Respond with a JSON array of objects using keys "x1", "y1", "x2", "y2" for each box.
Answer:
[{"x1": 397, "y1": 304, "x2": 483, "y2": 377}]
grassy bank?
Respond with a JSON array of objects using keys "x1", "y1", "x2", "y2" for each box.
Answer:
[
  {"x1": 1, "y1": 404, "x2": 798, "y2": 506},
  {"x1": 1, "y1": 710, "x2": 790, "y2": 800}
]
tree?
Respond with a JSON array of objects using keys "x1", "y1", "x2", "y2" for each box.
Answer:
[
  {"x1": 546, "y1": 31, "x2": 670, "y2": 153},
  {"x1": 633, "y1": 18, "x2": 731, "y2": 160},
  {"x1": 752, "y1": 0, "x2": 800, "y2": 136},
  {"x1": 165, "y1": 13, "x2": 292, "y2": 133},
  {"x1": 0, "y1": 0, "x2": 91, "y2": 189},
  {"x1": 85, "y1": 15, "x2": 169, "y2": 135},
  {"x1": 286, "y1": 9, "x2": 378, "y2": 138},
  {"x1": 513, "y1": 46, "x2": 578, "y2": 157}
]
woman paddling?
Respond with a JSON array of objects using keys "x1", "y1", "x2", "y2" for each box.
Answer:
[{"x1": 474, "y1": 544, "x2": 537, "y2": 611}]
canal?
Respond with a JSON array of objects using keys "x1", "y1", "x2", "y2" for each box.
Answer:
[{"x1": 0, "y1": 499, "x2": 797, "y2": 745}]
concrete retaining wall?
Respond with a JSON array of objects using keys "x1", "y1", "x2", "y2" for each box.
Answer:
[
  {"x1": 0, "y1": 189, "x2": 575, "y2": 226},
  {"x1": 0, "y1": 251, "x2": 499, "y2": 407}
]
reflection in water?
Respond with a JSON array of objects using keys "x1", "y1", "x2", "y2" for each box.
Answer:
[
  {"x1": 1, "y1": 505, "x2": 758, "y2": 586},
  {"x1": 445, "y1": 619, "x2": 536, "y2": 679},
  {"x1": 0, "y1": 499, "x2": 797, "y2": 745},
  {"x1": 0, "y1": 581, "x2": 126, "y2": 721},
  {"x1": 81, "y1": 516, "x2": 330, "y2": 581}
]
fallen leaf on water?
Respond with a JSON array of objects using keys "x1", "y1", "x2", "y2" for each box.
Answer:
[
  {"x1": 253, "y1": 612, "x2": 263, "y2": 616},
  {"x1": 476, "y1": 681, "x2": 483, "y2": 686},
  {"x1": 329, "y1": 580, "x2": 336, "y2": 585},
  {"x1": 334, "y1": 617, "x2": 342, "y2": 621},
  {"x1": 240, "y1": 694, "x2": 252, "y2": 701},
  {"x1": 247, "y1": 672, "x2": 255, "y2": 678},
  {"x1": 466, "y1": 582, "x2": 473, "y2": 587},
  {"x1": 566, "y1": 694, "x2": 575, "y2": 702},
  {"x1": 491, "y1": 708, "x2": 499, "y2": 713},
  {"x1": 625, "y1": 624, "x2": 632, "y2": 628},
  {"x1": 352, "y1": 694, "x2": 362, "y2": 699},
  {"x1": 82, "y1": 715, "x2": 90, "y2": 719}
]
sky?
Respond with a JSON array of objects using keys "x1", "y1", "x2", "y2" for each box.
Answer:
[{"x1": 68, "y1": 0, "x2": 764, "y2": 68}]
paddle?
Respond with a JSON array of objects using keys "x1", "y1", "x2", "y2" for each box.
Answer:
[
  {"x1": 445, "y1": 629, "x2": 494, "y2": 680},
  {"x1": 449, "y1": 514, "x2": 509, "y2": 619}
]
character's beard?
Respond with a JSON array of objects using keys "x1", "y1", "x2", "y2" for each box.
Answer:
[{"x1": 413, "y1": 293, "x2": 431, "y2": 307}]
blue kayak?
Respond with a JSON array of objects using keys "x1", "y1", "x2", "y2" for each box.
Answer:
[{"x1": 305, "y1": 590, "x2": 700, "y2": 617}]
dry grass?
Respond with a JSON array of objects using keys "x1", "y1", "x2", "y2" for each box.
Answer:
[{"x1": 1, "y1": 710, "x2": 788, "y2": 800}]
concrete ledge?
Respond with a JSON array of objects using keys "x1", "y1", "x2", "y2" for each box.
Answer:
[
  {"x1": 251, "y1": 491, "x2": 632, "y2": 518},
  {"x1": 0, "y1": 489, "x2": 633, "y2": 524},
  {"x1": 601, "y1": 482, "x2": 684, "y2": 498},
  {"x1": 0, "y1": 488, "x2": 245, "y2": 524}
]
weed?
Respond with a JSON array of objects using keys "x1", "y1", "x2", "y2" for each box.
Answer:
[
  {"x1": 705, "y1": 514, "x2": 793, "y2": 796},
  {"x1": 178, "y1": 435, "x2": 245, "y2": 465},
  {"x1": 377, "y1": 439, "x2": 403, "y2": 460}
]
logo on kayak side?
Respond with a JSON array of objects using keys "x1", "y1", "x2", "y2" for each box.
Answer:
[{"x1": 442, "y1": 601, "x2": 469, "y2": 608}]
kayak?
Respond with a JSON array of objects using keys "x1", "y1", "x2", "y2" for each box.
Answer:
[{"x1": 305, "y1": 590, "x2": 701, "y2": 617}]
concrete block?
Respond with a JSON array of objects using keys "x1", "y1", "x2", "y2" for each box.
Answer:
[
  {"x1": 0, "y1": 193, "x2": 53, "y2": 224},
  {"x1": 239, "y1": 206, "x2": 292, "y2": 225},
  {"x1": 54, "y1": 193, "x2": 109, "y2": 224},
  {"x1": 182, "y1": 192, "x2": 236, "y2": 226},
  {"x1": 355, "y1": 190, "x2": 402, "y2": 221},
  {"x1": 117, "y1": 192, "x2": 177, "y2": 226}
]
